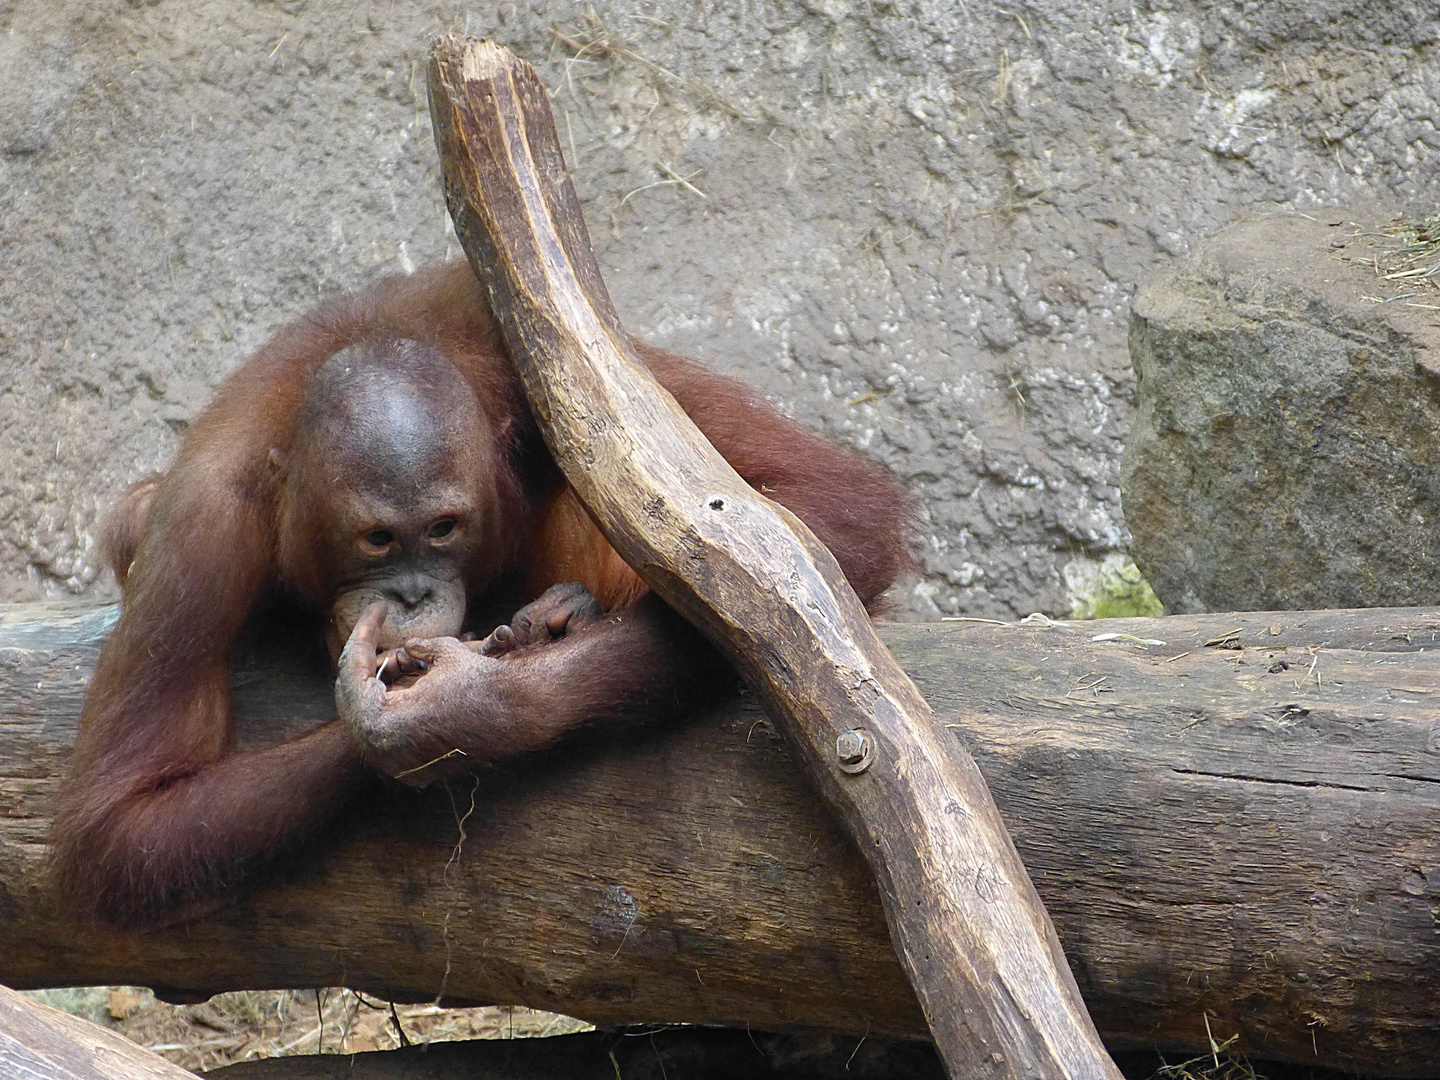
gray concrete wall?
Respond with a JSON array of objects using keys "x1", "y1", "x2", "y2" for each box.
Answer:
[{"x1": 1, "y1": 0, "x2": 1436, "y2": 617}]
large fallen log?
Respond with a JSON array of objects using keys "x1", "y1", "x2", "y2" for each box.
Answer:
[
  {"x1": 426, "y1": 37, "x2": 1117, "y2": 1080},
  {"x1": 2, "y1": 603, "x2": 1439, "y2": 1076}
]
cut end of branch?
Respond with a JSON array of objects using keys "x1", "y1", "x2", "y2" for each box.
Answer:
[
  {"x1": 432, "y1": 34, "x2": 515, "y2": 82},
  {"x1": 462, "y1": 39, "x2": 512, "y2": 80}
]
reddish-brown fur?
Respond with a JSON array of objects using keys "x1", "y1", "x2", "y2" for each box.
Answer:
[{"x1": 52, "y1": 261, "x2": 913, "y2": 928}]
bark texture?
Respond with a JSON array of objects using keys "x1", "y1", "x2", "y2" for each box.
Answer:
[
  {"x1": 2, "y1": 604, "x2": 1440, "y2": 1075},
  {"x1": 426, "y1": 37, "x2": 1118, "y2": 1080}
]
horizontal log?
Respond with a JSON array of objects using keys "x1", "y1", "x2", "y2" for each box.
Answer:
[{"x1": 2, "y1": 603, "x2": 1439, "y2": 1076}]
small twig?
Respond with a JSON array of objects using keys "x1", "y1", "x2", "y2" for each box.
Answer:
[
  {"x1": 612, "y1": 910, "x2": 639, "y2": 958},
  {"x1": 1067, "y1": 674, "x2": 1114, "y2": 698},
  {"x1": 997, "y1": 10, "x2": 1032, "y2": 38},
  {"x1": 994, "y1": 47, "x2": 1011, "y2": 106},
  {"x1": 650, "y1": 1029, "x2": 669, "y2": 1080},
  {"x1": 1019, "y1": 612, "x2": 1061, "y2": 627},
  {"x1": 444, "y1": 774, "x2": 481, "y2": 882},
  {"x1": 1203, "y1": 629, "x2": 1244, "y2": 648},
  {"x1": 746, "y1": 1021, "x2": 765, "y2": 1060},
  {"x1": 621, "y1": 162, "x2": 706, "y2": 205},
  {"x1": 390, "y1": 1000, "x2": 411, "y2": 1048},
  {"x1": 314, "y1": 989, "x2": 324, "y2": 1055},
  {"x1": 1091, "y1": 632, "x2": 1166, "y2": 646},
  {"x1": 845, "y1": 1023, "x2": 871, "y2": 1070},
  {"x1": 937, "y1": 613, "x2": 1066, "y2": 628},
  {"x1": 435, "y1": 773, "x2": 481, "y2": 1005},
  {"x1": 393, "y1": 747, "x2": 467, "y2": 779},
  {"x1": 658, "y1": 161, "x2": 706, "y2": 198}
]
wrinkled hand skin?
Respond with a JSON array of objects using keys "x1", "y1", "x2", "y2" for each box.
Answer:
[
  {"x1": 337, "y1": 604, "x2": 499, "y2": 784},
  {"x1": 335, "y1": 584, "x2": 606, "y2": 785}
]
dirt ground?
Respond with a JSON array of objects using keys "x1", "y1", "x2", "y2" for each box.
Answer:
[
  {"x1": 28, "y1": 986, "x2": 1364, "y2": 1079},
  {"x1": 30, "y1": 986, "x2": 590, "y2": 1074}
]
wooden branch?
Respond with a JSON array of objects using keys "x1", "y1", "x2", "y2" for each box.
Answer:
[
  {"x1": 0, "y1": 983, "x2": 195, "y2": 1079},
  {"x1": 425, "y1": 37, "x2": 1120, "y2": 1080},
  {"x1": 7, "y1": 606, "x2": 1440, "y2": 1077}
]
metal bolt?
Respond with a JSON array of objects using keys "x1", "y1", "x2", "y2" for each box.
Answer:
[{"x1": 836, "y1": 728, "x2": 872, "y2": 774}]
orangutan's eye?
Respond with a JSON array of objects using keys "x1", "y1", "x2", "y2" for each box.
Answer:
[
  {"x1": 363, "y1": 530, "x2": 394, "y2": 550},
  {"x1": 428, "y1": 518, "x2": 456, "y2": 540}
]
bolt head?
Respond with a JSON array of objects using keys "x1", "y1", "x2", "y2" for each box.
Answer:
[{"x1": 836, "y1": 729, "x2": 867, "y2": 765}]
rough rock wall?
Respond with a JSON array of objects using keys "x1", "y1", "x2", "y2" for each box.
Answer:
[
  {"x1": 1123, "y1": 213, "x2": 1440, "y2": 614},
  {"x1": 1, "y1": 0, "x2": 1436, "y2": 617}
]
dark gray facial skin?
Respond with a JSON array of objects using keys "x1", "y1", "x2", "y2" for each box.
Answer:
[
  {"x1": 326, "y1": 522, "x2": 469, "y2": 653},
  {"x1": 285, "y1": 339, "x2": 493, "y2": 656}
]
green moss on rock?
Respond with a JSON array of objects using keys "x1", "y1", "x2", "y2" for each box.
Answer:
[{"x1": 1064, "y1": 553, "x2": 1165, "y2": 620}]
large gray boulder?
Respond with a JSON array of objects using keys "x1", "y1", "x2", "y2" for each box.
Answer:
[{"x1": 1121, "y1": 213, "x2": 1440, "y2": 613}]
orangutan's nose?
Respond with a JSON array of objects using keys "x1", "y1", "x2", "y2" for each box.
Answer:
[{"x1": 388, "y1": 575, "x2": 433, "y2": 610}]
